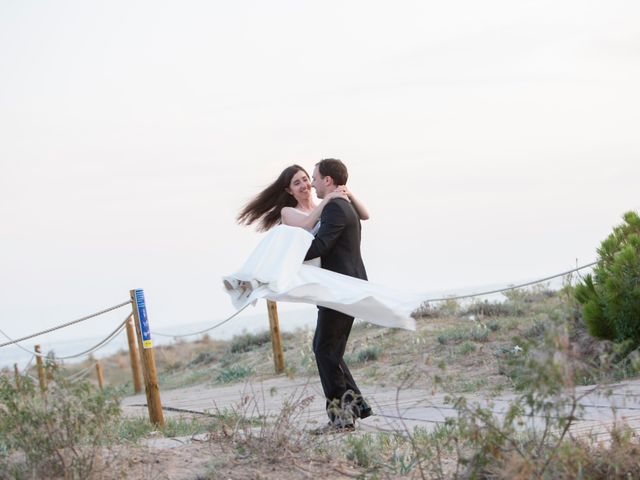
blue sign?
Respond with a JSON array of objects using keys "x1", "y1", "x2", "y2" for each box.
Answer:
[{"x1": 134, "y1": 289, "x2": 153, "y2": 348}]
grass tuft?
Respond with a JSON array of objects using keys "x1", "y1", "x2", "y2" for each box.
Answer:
[{"x1": 216, "y1": 364, "x2": 253, "y2": 384}]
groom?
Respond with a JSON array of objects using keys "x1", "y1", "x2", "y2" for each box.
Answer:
[{"x1": 305, "y1": 158, "x2": 372, "y2": 431}]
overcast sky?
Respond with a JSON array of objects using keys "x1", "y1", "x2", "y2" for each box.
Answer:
[{"x1": 1, "y1": 1, "x2": 639, "y2": 357}]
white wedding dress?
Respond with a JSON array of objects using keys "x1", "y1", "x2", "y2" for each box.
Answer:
[{"x1": 223, "y1": 222, "x2": 419, "y2": 331}]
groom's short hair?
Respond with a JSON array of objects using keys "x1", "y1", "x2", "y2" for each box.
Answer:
[{"x1": 316, "y1": 158, "x2": 348, "y2": 186}]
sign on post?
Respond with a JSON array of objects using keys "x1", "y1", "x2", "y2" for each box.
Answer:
[
  {"x1": 133, "y1": 289, "x2": 153, "y2": 349},
  {"x1": 129, "y1": 288, "x2": 164, "y2": 426}
]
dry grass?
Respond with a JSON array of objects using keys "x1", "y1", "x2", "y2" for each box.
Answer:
[
  {"x1": 6, "y1": 290, "x2": 640, "y2": 479},
  {"x1": 48, "y1": 291, "x2": 572, "y2": 398}
]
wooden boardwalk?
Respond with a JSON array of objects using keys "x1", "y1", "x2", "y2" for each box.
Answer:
[{"x1": 122, "y1": 375, "x2": 640, "y2": 440}]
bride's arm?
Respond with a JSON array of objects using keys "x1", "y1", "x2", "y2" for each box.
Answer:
[
  {"x1": 281, "y1": 191, "x2": 347, "y2": 231},
  {"x1": 337, "y1": 186, "x2": 370, "y2": 220}
]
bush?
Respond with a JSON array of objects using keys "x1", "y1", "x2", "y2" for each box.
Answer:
[
  {"x1": 458, "y1": 341, "x2": 476, "y2": 355},
  {"x1": 433, "y1": 325, "x2": 636, "y2": 478},
  {"x1": 575, "y1": 211, "x2": 640, "y2": 347},
  {"x1": 216, "y1": 365, "x2": 253, "y2": 383},
  {"x1": 229, "y1": 330, "x2": 294, "y2": 354},
  {"x1": 344, "y1": 346, "x2": 382, "y2": 365},
  {"x1": 188, "y1": 351, "x2": 217, "y2": 367},
  {"x1": 411, "y1": 302, "x2": 438, "y2": 318},
  {"x1": 504, "y1": 285, "x2": 555, "y2": 305},
  {"x1": 0, "y1": 373, "x2": 121, "y2": 479},
  {"x1": 116, "y1": 416, "x2": 213, "y2": 442},
  {"x1": 412, "y1": 298, "x2": 460, "y2": 318},
  {"x1": 437, "y1": 325, "x2": 489, "y2": 345},
  {"x1": 230, "y1": 331, "x2": 272, "y2": 353},
  {"x1": 463, "y1": 300, "x2": 524, "y2": 318}
]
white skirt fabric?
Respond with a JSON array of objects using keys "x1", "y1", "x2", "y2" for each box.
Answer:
[{"x1": 223, "y1": 225, "x2": 419, "y2": 331}]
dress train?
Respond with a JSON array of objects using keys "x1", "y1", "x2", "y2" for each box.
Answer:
[{"x1": 223, "y1": 225, "x2": 419, "y2": 331}]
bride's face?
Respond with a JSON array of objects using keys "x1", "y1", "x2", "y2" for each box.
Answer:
[{"x1": 286, "y1": 170, "x2": 312, "y2": 203}]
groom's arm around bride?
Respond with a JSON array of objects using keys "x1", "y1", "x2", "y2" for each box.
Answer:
[{"x1": 304, "y1": 197, "x2": 368, "y2": 281}]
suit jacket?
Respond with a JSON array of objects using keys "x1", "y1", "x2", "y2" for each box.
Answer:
[{"x1": 304, "y1": 198, "x2": 367, "y2": 281}]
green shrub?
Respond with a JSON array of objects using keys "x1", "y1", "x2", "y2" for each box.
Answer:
[
  {"x1": 412, "y1": 297, "x2": 462, "y2": 318},
  {"x1": 344, "y1": 434, "x2": 377, "y2": 468},
  {"x1": 229, "y1": 330, "x2": 272, "y2": 353},
  {"x1": 216, "y1": 364, "x2": 252, "y2": 383},
  {"x1": 356, "y1": 346, "x2": 381, "y2": 363},
  {"x1": 437, "y1": 325, "x2": 489, "y2": 345},
  {"x1": 188, "y1": 351, "x2": 216, "y2": 366},
  {"x1": 458, "y1": 341, "x2": 476, "y2": 355},
  {"x1": 463, "y1": 300, "x2": 524, "y2": 317},
  {"x1": 575, "y1": 211, "x2": 640, "y2": 347},
  {"x1": 438, "y1": 325, "x2": 598, "y2": 478},
  {"x1": 342, "y1": 432, "x2": 422, "y2": 475},
  {"x1": 116, "y1": 416, "x2": 212, "y2": 442},
  {"x1": 410, "y1": 302, "x2": 437, "y2": 318},
  {"x1": 523, "y1": 318, "x2": 548, "y2": 338},
  {"x1": 343, "y1": 346, "x2": 382, "y2": 365},
  {"x1": 0, "y1": 373, "x2": 120, "y2": 479},
  {"x1": 504, "y1": 285, "x2": 555, "y2": 305},
  {"x1": 487, "y1": 321, "x2": 501, "y2": 332},
  {"x1": 228, "y1": 330, "x2": 295, "y2": 354}
]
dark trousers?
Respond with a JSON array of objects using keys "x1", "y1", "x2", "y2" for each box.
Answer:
[{"x1": 313, "y1": 307, "x2": 366, "y2": 420}]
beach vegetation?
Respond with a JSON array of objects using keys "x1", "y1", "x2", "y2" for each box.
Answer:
[
  {"x1": 575, "y1": 211, "x2": 640, "y2": 351},
  {"x1": 344, "y1": 345, "x2": 382, "y2": 365},
  {"x1": 215, "y1": 364, "x2": 253, "y2": 383},
  {"x1": 5, "y1": 282, "x2": 640, "y2": 478},
  {"x1": 436, "y1": 325, "x2": 489, "y2": 345},
  {"x1": 0, "y1": 373, "x2": 120, "y2": 479}
]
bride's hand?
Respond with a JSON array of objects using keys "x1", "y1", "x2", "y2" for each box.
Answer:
[
  {"x1": 335, "y1": 186, "x2": 352, "y2": 198},
  {"x1": 325, "y1": 189, "x2": 350, "y2": 202}
]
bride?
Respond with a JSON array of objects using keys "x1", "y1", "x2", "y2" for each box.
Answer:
[
  {"x1": 224, "y1": 164, "x2": 417, "y2": 330},
  {"x1": 236, "y1": 164, "x2": 369, "y2": 236}
]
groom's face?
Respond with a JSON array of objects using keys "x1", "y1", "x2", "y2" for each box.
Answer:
[{"x1": 311, "y1": 166, "x2": 327, "y2": 199}]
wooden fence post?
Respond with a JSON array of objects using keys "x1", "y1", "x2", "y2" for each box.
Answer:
[
  {"x1": 95, "y1": 361, "x2": 105, "y2": 390},
  {"x1": 126, "y1": 315, "x2": 143, "y2": 394},
  {"x1": 35, "y1": 345, "x2": 46, "y2": 392},
  {"x1": 130, "y1": 289, "x2": 165, "y2": 427},
  {"x1": 267, "y1": 300, "x2": 285, "y2": 374},
  {"x1": 14, "y1": 363, "x2": 21, "y2": 390}
]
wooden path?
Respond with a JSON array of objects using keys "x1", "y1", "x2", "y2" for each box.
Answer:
[{"x1": 122, "y1": 375, "x2": 640, "y2": 440}]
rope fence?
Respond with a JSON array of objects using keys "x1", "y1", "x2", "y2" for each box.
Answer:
[
  {"x1": 421, "y1": 261, "x2": 596, "y2": 303},
  {"x1": 1, "y1": 261, "x2": 597, "y2": 357},
  {"x1": 0, "y1": 261, "x2": 600, "y2": 425},
  {"x1": 55, "y1": 315, "x2": 130, "y2": 360},
  {"x1": 153, "y1": 303, "x2": 252, "y2": 338},
  {"x1": 0, "y1": 300, "x2": 131, "y2": 349},
  {"x1": 1, "y1": 300, "x2": 136, "y2": 399},
  {"x1": 0, "y1": 257, "x2": 605, "y2": 431},
  {"x1": 0, "y1": 314, "x2": 130, "y2": 361}
]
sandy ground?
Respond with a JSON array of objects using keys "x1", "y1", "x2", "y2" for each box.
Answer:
[
  {"x1": 10, "y1": 296, "x2": 640, "y2": 478},
  {"x1": 104, "y1": 440, "x2": 363, "y2": 480},
  {"x1": 108, "y1": 373, "x2": 640, "y2": 479}
]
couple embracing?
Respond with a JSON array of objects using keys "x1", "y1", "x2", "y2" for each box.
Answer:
[{"x1": 225, "y1": 158, "x2": 416, "y2": 432}]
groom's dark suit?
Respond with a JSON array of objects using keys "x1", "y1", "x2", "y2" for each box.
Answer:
[{"x1": 304, "y1": 197, "x2": 371, "y2": 423}]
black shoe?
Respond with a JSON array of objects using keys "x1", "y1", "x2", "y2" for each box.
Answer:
[
  {"x1": 352, "y1": 399, "x2": 373, "y2": 420},
  {"x1": 341, "y1": 390, "x2": 373, "y2": 421},
  {"x1": 358, "y1": 406, "x2": 373, "y2": 420}
]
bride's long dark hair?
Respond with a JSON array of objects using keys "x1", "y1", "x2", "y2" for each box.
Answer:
[{"x1": 237, "y1": 164, "x2": 310, "y2": 232}]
